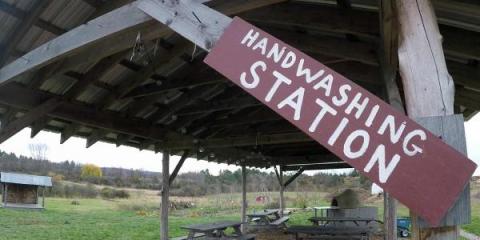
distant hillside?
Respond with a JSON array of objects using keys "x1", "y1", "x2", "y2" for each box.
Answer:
[{"x1": 0, "y1": 150, "x2": 371, "y2": 196}]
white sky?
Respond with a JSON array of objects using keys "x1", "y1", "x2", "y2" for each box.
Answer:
[{"x1": 0, "y1": 114, "x2": 479, "y2": 176}]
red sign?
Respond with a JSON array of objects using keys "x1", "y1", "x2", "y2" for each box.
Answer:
[{"x1": 204, "y1": 17, "x2": 477, "y2": 226}]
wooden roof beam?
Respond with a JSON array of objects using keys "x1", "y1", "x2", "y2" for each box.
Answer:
[
  {"x1": 282, "y1": 162, "x2": 351, "y2": 171},
  {"x1": 0, "y1": 2, "x2": 152, "y2": 86},
  {"x1": 0, "y1": 0, "x2": 53, "y2": 66},
  {"x1": 30, "y1": 116, "x2": 49, "y2": 138},
  {"x1": 0, "y1": 1, "x2": 66, "y2": 35},
  {"x1": 0, "y1": 98, "x2": 60, "y2": 144},
  {"x1": 0, "y1": 0, "x2": 288, "y2": 87},
  {"x1": 0, "y1": 82, "x2": 181, "y2": 143},
  {"x1": 158, "y1": 132, "x2": 312, "y2": 150},
  {"x1": 283, "y1": 167, "x2": 305, "y2": 188}
]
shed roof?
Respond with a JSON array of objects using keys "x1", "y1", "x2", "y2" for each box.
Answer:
[
  {"x1": 0, "y1": 172, "x2": 52, "y2": 187},
  {"x1": 0, "y1": 0, "x2": 478, "y2": 171}
]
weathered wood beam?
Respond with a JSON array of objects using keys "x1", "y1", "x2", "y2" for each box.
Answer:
[
  {"x1": 0, "y1": 98, "x2": 60, "y2": 144},
  {"x1": 137, "y1": 0, "x2": 231, "y2": 52},
  {"x1": 178, "y1": 97, "x2": 260, "y2": 116},
  {"x1": 282, "y1": 162, "x2": 351, "y2": 171},
  {"x1": 448, "y1": 61, "x2": 480, "y2": 91},
  {"x1": 241, "y1": 163, "x2": 247, "y2": 232},
  {"x1": 0, "y1": 0, "x2": 285, "y2": 88},
  {"x1": 159, "y1": 132, "x2": 312, "y2": 150},
  {"x1": 242, "y1": 2, "x2": 379, "y2": 41},
  {"x1": 0, "y1": 82, "x2": 181, "y2": 142},
  {"x1": 283, "y1": 167, "x2": 305, "y2": 188},
  {"x1": 379, "y1": 1, "x2": 402, "y2": 239},
  {"x1": 161, "y1": 150, "x2": 170, "y2": 240},
  {"x1": 148, "y1": 84, "x2": 227, "y2": 123},
  {"x1": 0, "y1": 1, "x2": 66, "y2": 35},
  {"x1": 0, "y1": 2, "x2": 151, "y2": 86},
  {"x1": 64, "y1": 51, "x2": 128, "y2": 100},
  {"x1": 169, "y1": 150, "x2": 190, "y2": 185},
  {"x1": 0, "y1": 0, "x2": 52, "y2": 66},
  {"x1": 397, "y1": 1, "x2": 463, "y2": 238},
  {"x1": 60, "y1": 123, "x2": 81, "y2": 144},
  {"x1": 83, "y1": 0, "x2": 103, "y2": 8},
  {"x1": 30, "y1": 116, "x2": 49, "y2": 138},
  {"x1": 86, "y1": 129, "x2": 107, "y2": 148}
]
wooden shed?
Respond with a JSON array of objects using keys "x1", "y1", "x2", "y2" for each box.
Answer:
[
  {"x1": 0, "y1": 0, "x2": 477, "y2": 239},
  {"x1": 0, "y1": 172, "x2": 52, "y2": 209}
]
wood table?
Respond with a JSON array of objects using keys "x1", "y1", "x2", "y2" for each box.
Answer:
[
  {"x1": 287, "y1": 225, "x2": 375, "y2": 240},
  {"x1": 181, "y1": 221, "x2": 254, "y2": 240},
  {"x1": 309, "y1": 217, "x2": 383, "y2": 227},
  {"x1": 247, "y1": 209, "x2": 289, "y2": 229},
  {"x1": 313, "y1": 206, "x2": 339, "y2": 218}
]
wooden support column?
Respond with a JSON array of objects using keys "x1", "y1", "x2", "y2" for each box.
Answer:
[
  {"x1": 42, "y1": 187, "x2": 45, "y2": 208},
  {"x1": 283, "y1": 167, "x2": 305, "y2": 188},
  {"x1": 379, "y1": 0, "x2": 401, "y2": 239},
  {"x1": 168, "y1": 151, "x2": 190, "y2": 185},
  {"x1": 241, "y1": 164, "x2": 247, "y2": 232},
  {"x1": 161, "y1": 150, "x2": 170, "y2": 240},
  {"x1": 274, "y1": 166, "x2": 285, "y2": 217},
  {"x1": 397, "y1": 1, "x2": 467, "y2": 239},
  {"x1": 4, "y1": 184, "x2": 7, "y2": 207}
]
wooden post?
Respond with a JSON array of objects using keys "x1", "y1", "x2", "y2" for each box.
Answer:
[
  {"x1": 241, "y1": 164, "x2": 247, "y2": 232},
  {"x1": 279, "y1": 166, "x2": 285, "y2": 217},
  {"x1": 161, "y1": 150, "x2": 170, "y2": 240},
  {"x1": 396, "y1": 1, "x2": 466, "y2": 239},
  {"x1": 379, "y1": 0, "x2": 401, "y2": 238},
  {"x1": 4, "y1": 184, "x2": 7, "y2": 207},
  {"x1": 383, "y1": 192, "x2": 397, "y2": 240},
  {"x1": 42, "y1": 187, "x2": 45, "y2": 208}
]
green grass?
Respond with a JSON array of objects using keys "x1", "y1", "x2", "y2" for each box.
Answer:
[
  {"x1": 0, "y1": 198, "x2": 240, "y2": 239},
  {"x1": 0, "y1": 192, "x2": 479, "y2": 240}
]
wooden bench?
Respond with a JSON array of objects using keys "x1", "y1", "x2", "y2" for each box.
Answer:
[
  {"x1": 171, "y1": 233, "x2": 205, "y2": 240},
  {"x1": 287, "y1": 225, "x2": 375, "y2": 240},
  {"x1": 228, "y1": 233, "x2": 256, "y2": 240},
  {"x1": 271, "y1": 216, "x2": 289, "y2": 227}
]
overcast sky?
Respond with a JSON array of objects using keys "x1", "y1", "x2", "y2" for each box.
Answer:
[{"x1": 0, "y1": 114, "x2": 479, "y2": 176}]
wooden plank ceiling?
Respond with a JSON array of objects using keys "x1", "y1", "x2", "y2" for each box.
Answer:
[{"x1": 0, "y1": 0, "x2": 478, "y2": 169}]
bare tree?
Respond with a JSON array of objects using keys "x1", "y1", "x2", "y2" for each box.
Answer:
[{"x1": 28, "y1": 143, "x2": 48, "y2": 161}]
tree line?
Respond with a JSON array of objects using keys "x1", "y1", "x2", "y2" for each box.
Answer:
[{"x1": 0, "y1": 150, "x2": 371, "y2": 197}]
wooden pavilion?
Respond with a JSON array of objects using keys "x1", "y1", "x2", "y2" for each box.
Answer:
[
  {"x1": 0, "y1": 0, "x2": 477, "y2": 239},
  {"x1": 1, "y1": 172, "x2": 52, "y2": 209}
]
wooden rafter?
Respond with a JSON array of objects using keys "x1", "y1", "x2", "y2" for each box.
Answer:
[
  {"x1": 0, "y1": 2, "x2": 151, "y2": 86},
  {"x1": 0, "y1": 83, "x2": 180, "y2": 142},
  {"x1": 0, "y1": 0, "x2": 52, "y2": 66},
  {"x1": 169, "y1": 150, "x2": 190, "y2": 185},
  {"x1": 0, "y1": 98, "x2": 60, "y2": 144},
  {"x1": 282, "y1": 162, "x2": 351, "y2": 171},
  {"x1": 158, "y1": 132, "x2": 312, "y2": 150},
  {"x1": 0, "y1": 1, "x2": 65, "y2": 35}
]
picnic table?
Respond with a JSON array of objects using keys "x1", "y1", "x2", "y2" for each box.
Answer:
[
  {"x1": 309, "y1": 217, "x2": 383, "y2": 227},
  {"x1": 287, "y1": 225, "x2": 376, "y2": 240},
  {"x1": 179, "y1": 221, "x2": 255, "y2": 240},
  {"x1": 313, "y1": 206, "x2": 339, "y2": 218},
  {"x1": 247, "y1": 209, "x2": 289, "y2": 229}
]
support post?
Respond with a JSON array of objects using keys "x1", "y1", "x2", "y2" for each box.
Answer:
[
  {"x1": 384, "y1": 192, "x2": 397, "y2": 240},
  {"x1": 161, "y1": 150, "x2": 170, "y2": 240},
  {"x1": 241, "y1": 164, "x2": 247, "y2": 232},
  {"x1": 42, "y1": 187, "x2": 45, "y2": 208},
  {"x1": 275, "y1": 166, "x2": 285, "y2": 217},
  {"x1": 4, "y1": 184, "x2": 7, "y2": 207},
  {"x1": 379, "y1": 0, "x2": 401, "y2": 238},
  {"x1": 168, "y1": 150, "x2": 189, "y2": 185},
  {"x1": 283, "y1": 167, "x2": 305, "y2": 188},
  {"x1": 396, "y1": 1, "x2": 466, "y2": 239}
]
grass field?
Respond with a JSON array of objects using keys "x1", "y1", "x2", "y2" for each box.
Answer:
[{"x1": 0, "y1": 188, "x2": 479, "y2": 239}]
